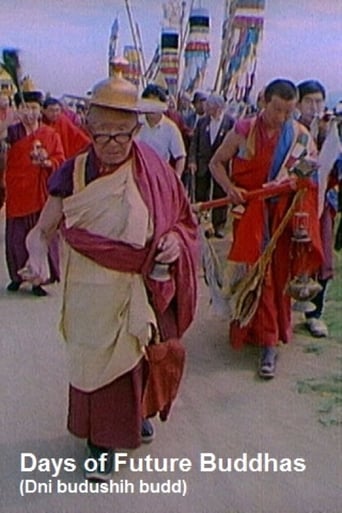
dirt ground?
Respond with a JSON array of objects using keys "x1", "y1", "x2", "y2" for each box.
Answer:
[{"x1": 0, "y1": 213, "x2": 341, "y2": 513}]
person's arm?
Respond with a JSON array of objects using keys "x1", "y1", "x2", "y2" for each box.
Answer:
[
  {"x1": 209, "y1": 129, "x2": 247, "y2": 204},
  {"x1": 0, "y1": 108, "x2": 17, "y2": 140},
  {"x1": 187, "y1": 121, "x2": 200, "y2": 174},
  {"x1": 174, "y1": 156, "x2": 186, "y2": 178},
  {"x1": 0, "y1": 141, "x2": 6, "y2": 209},
  {"x1": 19, "y1": 196, "x2": 64, "y2": 283},
  {"x1": 169, "y1": 123, "x2": 187, "y2": 178}
]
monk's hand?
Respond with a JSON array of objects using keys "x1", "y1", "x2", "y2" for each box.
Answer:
[
  {"x1": 18, "y1": 262, "x2": 46, "y2": 285},
  {"x1": 31, "y1": 145, "x2": 50, "y2": 167},
  {"x1": 155, "y1": 232, "x2": 181, "y2": 263},
  {"x1": 227, "y1": 185, "x2": 247, "y2": 205},
  {"x1": 18, "y1": 229, "x2": 50, "y2": 284}
]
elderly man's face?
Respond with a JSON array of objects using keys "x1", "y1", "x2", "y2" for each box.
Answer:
[
  {"x1": 206, "y1": 102, "x2": 222, "y2": 118},
  {"x1": 86, "y1": 106, "x2": 139, "y2": 166}
]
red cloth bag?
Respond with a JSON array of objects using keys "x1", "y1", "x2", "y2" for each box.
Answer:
[{"x1": 142, "y1": 338, "x2": 186, "y2": 421}]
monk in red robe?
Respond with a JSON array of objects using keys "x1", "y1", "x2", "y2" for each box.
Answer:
[
  {"x1": 42, "y1": 97, "x2": 90, "y2": 159},
  {"x1": 20, "y1": 74, "x2": 198, "y2": 481},
  {"x1": 210, "y1": 79, "x2": 323, "y2": 379},
  {"x1": 3, "y1": 90, "x2": 65, "y2": 295}
]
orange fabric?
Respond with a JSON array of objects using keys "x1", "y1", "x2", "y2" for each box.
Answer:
[
  {"x1": 229, "y1": 116, "x2": 279, "y2": 263},
  {"x1": 5, "y1": 125, "x2": 65, "y2": 218},
  {"x1": 43, "y1": 113, "x2": 90, "y2": 159},
  {"x1": 142, "y1": 338, "x2": 186, "y2": 421}
]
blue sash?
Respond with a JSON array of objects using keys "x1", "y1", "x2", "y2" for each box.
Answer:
[
  {"x1": 262, "y1": 120, "x2": 294, "y2": 250},
  {"x1": 268, "y1": 119, "x2": 294, "y2": 181}
]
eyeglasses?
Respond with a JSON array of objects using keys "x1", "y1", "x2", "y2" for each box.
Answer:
[{"x1": 91, "y1": 125, "x2": 138, "y2": 145}]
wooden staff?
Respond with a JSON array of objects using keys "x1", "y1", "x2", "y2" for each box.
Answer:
[
  {"x1": 231, "y1": 188, "x2": 306, "y2": 327},
  {"x1": 124, "y1": 0, "x2": 146, "y2": 88},
  {"x1": 193, "y1": 179, "x2": 304, "y2": 212}
]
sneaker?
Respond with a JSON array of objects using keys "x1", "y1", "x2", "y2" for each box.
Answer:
[
  {"x1": 84, "y1": 441, "x2": 115, "y2": 482},
  {"x1": 141, "y1": 419, "x2": 155, "y2": 443},
  {"x1": 7, "y1": 281, "x2": 21, "y2": 292},
  {"x1": 258, "y1": 347, "x2": 278, "y2": 379},
  {"x1": 214, "y1": 229, "x2": 225, "y2": 239},
  {"x1": 306, "y1": 318, "x2": 328, "y2": 338},
  {"x1": 32, "y1": 285, "x2": 48, "y2": 297}
]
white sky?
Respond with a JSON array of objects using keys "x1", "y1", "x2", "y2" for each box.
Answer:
[{"x1": 1, "y1": 0, "x2": 341, "y2": 105}]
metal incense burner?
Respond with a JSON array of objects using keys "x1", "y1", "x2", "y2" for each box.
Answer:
[{"x1": 287, "y1": 274, "x2": 322, "y2": 312}]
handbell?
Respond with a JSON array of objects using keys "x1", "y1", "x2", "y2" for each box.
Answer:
[{"x1": 149, "y1": 262, "x2": 171, "y2": 282}]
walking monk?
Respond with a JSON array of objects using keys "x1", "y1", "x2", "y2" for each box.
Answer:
[
  {"x1": 20, "y1": 73, "x2": 198, "y2": 480},
  {"x1": 297, "y1": 80, "x2": 342, "y2": 338},
  {"x1": 2, "y1": 88, "x2": 65, "y2": 295},
  {"x1": 42, "y1": 97, "x2": 90, "y2": 158},
  {"x1": 210, "y1": 79, "x2": 322, "y2": 379}
]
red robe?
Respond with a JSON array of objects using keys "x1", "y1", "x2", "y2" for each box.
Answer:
[
  {"x1": 5, "y1": 123, "x2": 65, "y2": 218},
  {"x1": 228, "y1": 115, "x2": 323, "y2": 348},
  {"x1": 43, "y1": 113, "x2": 90, "y2": 159}
]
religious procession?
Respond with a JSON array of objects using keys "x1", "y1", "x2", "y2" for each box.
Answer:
[{"x1": 0, "y1": 0, "x2": 341, "y2": 500}]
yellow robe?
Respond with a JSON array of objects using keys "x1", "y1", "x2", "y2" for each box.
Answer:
[{"x1": 60, "y1": 154, "x2": 156, "y2": 392}]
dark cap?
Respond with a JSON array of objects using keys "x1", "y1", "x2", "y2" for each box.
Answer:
[
  {"x1": 43, "y1": 97, "x2": 61, "y2": 109},
  {"x1": 142, "y1": 84, "x2": 168, "y2": 103},
  {"x1": 192, "y1": 91, "x2": 207, "y2": 103},
  {"x1": 14, "y1": 91, "x2": 44, "y2": 108}
]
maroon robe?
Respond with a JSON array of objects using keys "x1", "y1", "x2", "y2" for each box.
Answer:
[{"x1": 49, "y1": 140, "x2": 199, "y2": 448}]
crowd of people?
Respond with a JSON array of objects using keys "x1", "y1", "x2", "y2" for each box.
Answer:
[{"x1": 0, "y1": 71, "x2": 341, "y2": 481}]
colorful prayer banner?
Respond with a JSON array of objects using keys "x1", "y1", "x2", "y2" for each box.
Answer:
[
  {"x1": 122, "y1": 45, "x2": 142, "y2": 86},
  {"x1": 181, "y1": 7, "x2": 210, "y2": 94},
  {"x1": 160, "y1": 27, "x2": 180, "y2": 95},
  {"x1": 220, "y1": 0, "x2": 265, "y2": 103}
]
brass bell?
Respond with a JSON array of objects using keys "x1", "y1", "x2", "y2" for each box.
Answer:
[{"x1": 149, "y1": 262, "x2": 171, "y2": 282}]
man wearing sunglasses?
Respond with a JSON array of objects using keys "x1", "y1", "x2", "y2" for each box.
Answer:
[{"x1": 20, "y1": 73, "x2": 198, "y2": 481}]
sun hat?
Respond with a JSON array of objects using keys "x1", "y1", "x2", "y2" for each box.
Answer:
[{"x1": 89, "y1": 73, "x2": 167, "y2": 114}]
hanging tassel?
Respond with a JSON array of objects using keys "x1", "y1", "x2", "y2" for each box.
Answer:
[{"x1": 1, "y1": 48, "x2": 24, "y2": 103}]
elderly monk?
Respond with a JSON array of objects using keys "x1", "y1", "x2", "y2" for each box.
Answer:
[{"x1": 20, "y1": 74, "x2": 198, "y2": 481}]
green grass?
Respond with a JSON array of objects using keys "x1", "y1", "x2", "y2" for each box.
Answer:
[
  {"x1": 324, "y1": 250, "x2": 342, "y2": 342},
  {"x1": 296, "y1": 245, "x2": 342, "y2": 426},
  {"x1": 297, "y1": 374, "x2": 342, "y2": 426}
]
